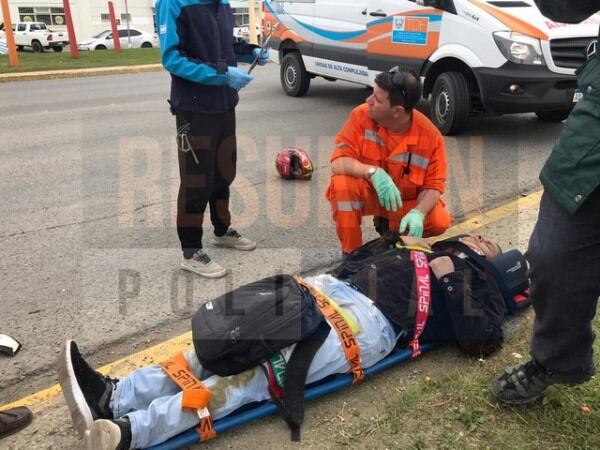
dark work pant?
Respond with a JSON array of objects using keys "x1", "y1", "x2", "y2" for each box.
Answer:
[
  {"x1": 529, "y1": 187, "x2": 600, "y2": 376},
  {"x1": 176, "y1": 110, "x2": 237, "y2": 259}
]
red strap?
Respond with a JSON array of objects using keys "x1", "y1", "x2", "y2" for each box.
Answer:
[{"x1": 408, "y1": 251, "x2": 431, "y2": 358}]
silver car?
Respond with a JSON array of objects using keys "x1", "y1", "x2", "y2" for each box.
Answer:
[{"x1": 78, "y1": 28, "x2": 159, "y2": 51}]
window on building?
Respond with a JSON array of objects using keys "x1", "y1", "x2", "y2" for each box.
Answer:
[
  {"x1": 121, "y1": 13, "x2": 131, "y2": 22},
  {"x1": 18, "y1": 6, "x2": 65, "y2": 26},
  {"x1": 232, "y1": 8, "x2": 249, "y2": 27},
  {"x1": 101, "y1": 14, "x2": 120, "y2": 25}
]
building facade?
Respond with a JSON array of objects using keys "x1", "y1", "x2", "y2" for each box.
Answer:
[{"x1": 1, "y1": 0, "x2": 259, "y2": 41}]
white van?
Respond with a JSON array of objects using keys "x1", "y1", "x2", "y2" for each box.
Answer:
[{"x1": 263, "y1": 0, "x2": 599, "y2": 134}]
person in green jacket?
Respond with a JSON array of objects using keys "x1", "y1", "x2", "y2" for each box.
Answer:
[{"x1": 491, "y1": 0, "x2": 600, "y2": 405}]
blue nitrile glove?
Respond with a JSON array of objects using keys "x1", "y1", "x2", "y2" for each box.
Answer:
[
  {"x1": 226, "y1": 66, "x2": 254, "y2": 91},
  {"x1": 252, "y1": 48, "x2": 270, "y2": 66},
  {"x1": 370, "y1": 168, "x2": 402, "y2": 212},
  {"x1": 400, "y1": 208, "x2": 425, "y2": 237}
]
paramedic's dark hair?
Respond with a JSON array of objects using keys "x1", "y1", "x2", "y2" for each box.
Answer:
[{"x1": 375, "y1": 68, "x2": 422, "y2": 112}]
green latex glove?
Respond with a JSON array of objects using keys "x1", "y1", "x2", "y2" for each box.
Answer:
[
  {"x1": 400, "y1": 208, "x2": 425, "y2": 237},
  {"x1": 370, "y1": 168, "x2": 402, "y2": 212}
]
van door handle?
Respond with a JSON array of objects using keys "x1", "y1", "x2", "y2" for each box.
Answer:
[
  {"x1": 361, "y1": 8, "x2": 367, "y2": 15},
  {"x1": 369, "y1": 10, "x2": 387, "y2": 17}
]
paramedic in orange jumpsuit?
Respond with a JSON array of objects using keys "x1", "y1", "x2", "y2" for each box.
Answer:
[{"x1": 326, "y1": 68, "x2": 452, "y2": 254}]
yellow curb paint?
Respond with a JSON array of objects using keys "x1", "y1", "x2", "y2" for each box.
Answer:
[
  {"x1": 0, "y1": 189, "x2": 543, "y2": 414},
  {"x1": 439, "y1": 190, "x2": 542, "y2": 239},
  {"x1": 0, "y1": 64, "x2": 164, "y2": 83},
  {"x1": 0, "y1": 332, "x2": 192, "y2": 413}
]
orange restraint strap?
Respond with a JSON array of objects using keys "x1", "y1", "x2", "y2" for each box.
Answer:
[
  {"x1": 294, "y1": 276, "x2": 364, "y2": 383},
  {"x1": 160, "y1": 352, "x2": 216, "y2": 442}
]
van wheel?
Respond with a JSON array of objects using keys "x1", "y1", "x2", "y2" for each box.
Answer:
[
  {"x1": 31, "y1": 40, "x2": 43, "y2": 53},
  {"x1": 141, "y1": 42, "x2": 152, "y2": 48},
  {"x1": 430, "y1": 72, "x2": 470, "y2": 135},
  {"x1": 535, "y1": 108, "x2": 572, "y2": 122},
  {"x1": 281, "y1": 52, "x2": 310, "y2": 97},
  {"x1": 95, "y1": 45, "x2": 107, "y2": 50}
]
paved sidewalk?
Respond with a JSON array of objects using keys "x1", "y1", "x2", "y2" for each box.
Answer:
[{"x1": 0, "y1": 63, "x2": 163, "y2": 82}]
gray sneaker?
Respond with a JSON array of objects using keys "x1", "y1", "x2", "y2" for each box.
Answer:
[
  {"x1": 212, "y1": 228, "x2": 256, "y2": 251},
  {"x1": 181, "y1": 251, "x2": 227, "y2": 279}
]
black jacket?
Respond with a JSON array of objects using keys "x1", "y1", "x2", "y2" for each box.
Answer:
[
  {"x1": 332, "y1": 237, "x2": 506, "y2": 357},
  {"x1": 156, "y1": 0, "x2": 257, "y2": 114}
]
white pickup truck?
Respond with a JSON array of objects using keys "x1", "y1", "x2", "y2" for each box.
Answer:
[{"x1": 0, "y1": 21, "x2": 69, "y2": 52}]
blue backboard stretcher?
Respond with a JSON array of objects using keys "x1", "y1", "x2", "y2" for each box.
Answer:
[{"x1": 147, "y1": 344, "x2": 432, "y2": 450}]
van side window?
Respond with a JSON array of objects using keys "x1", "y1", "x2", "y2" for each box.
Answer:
[
  {"x1": 18, "y1": 24, "x2": 26, "y2": 31},
  {"x1": 416, "y1": 0, "x2": 457, "y2": 14}
]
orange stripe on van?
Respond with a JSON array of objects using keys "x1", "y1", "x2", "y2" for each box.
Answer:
[{"x1": 469, "y1": 0, "x2": 548, "y2": 40}]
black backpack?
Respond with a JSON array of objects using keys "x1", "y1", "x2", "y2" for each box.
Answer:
[{"x1": 191, "y1": 274, "x2": 325, "y2": 377}]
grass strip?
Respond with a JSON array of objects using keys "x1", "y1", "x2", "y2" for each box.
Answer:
[
  {"x1": 337, "y1": 313, "x2": 600, "y2": 449},
  {"x1": 0, "y1": 48, "x2": 160, "y2": 74}
]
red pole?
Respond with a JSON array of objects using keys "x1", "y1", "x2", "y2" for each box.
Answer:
[
  {"x1": 62, "y1": 0, "x2": 79, "y2": 59},
  {"x1": 0, "y1": 0, "x2": 19, "y2": 67},
  {"x1": 108, "y1": 1, "x2": 121, "y2": 53}
]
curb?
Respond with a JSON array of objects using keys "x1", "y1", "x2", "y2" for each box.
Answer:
[{"x1": 0, "y1": 63, "x2": 164, "y2": 82}]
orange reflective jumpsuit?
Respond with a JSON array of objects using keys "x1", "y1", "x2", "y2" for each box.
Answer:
[{"x1": 326, "y1": 104, "x2": 452, "y2": 253}]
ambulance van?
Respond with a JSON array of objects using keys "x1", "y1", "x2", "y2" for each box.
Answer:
[{"x1": 263, "y1": 0, "x2": 599, "y2": 135}]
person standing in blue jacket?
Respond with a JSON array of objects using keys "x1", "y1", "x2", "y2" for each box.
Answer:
[
  {"x1": 156, "y1": 0, "x2": 269, "y2": 279},
  {"x1": 491, "y1": 0, "x2": 600, "y2": 405}
]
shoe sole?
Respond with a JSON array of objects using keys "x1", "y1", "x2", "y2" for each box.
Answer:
[
  {"x1": 85, "y1": 420, "x2": 121, "y2": 450},
  {"x1": 489, "y1": 381, "x2": 544, "y2": 406},
  {"x1": 211, "y1": 240, "x2": 257, "y2": 251},
  {"x1": 57, "y1": 340, "x2": 94, "y2": 437},
  {"x1": 181, "y1": 262, "x2": 227, "y2": 279}
]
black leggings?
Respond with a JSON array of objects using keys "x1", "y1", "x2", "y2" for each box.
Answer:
[{"x1": 175, "y1": 109, "x2": 237, "y2": 258}]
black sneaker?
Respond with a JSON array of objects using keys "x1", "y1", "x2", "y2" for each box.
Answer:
[
  {"x1": 491, "y1": 359, "x2": 593, "y2": 405},
  {"x1": 86, "y1": 418, "x2": 132, "y2": 450},
  {"x1": 58, "y1": 340, "x2": 118, "y2": 437}
]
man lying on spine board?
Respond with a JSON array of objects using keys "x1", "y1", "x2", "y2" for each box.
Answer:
[{"x1": 58, "y1": 233, "x2": 529, "y2": 450}]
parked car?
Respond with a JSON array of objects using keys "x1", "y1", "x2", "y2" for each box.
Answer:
[
  {"x1": 233, "y1": 24, "x2": 261, "y2": 43},
  {"x1": 1, "y1": 21, "x2": 69, "y2": 52},
  {"x1": 77, "y1": 28, "x2": 158, "y2": 51}
]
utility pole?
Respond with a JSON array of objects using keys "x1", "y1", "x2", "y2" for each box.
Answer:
[
  {"x1": 62, "y1": 0, "x2": 79, "y2": 59},
  {"x1": 108, "y1": 1, "x2": 121, "y2": 52},
  {"x1": 247, "y1": 0, "x2": 258, "y2": 45},
  {"x1": 0, "y1": 0, "x2": 19, "y2": 67}
]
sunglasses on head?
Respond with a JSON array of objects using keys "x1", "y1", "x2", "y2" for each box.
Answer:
[{"x1": 388, "y1": 67, "x2": 409, "y2": 108}]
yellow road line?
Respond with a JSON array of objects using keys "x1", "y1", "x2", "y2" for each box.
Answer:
[{"x1": 0, "y1": 189, "x2": 542, "y2": 414}]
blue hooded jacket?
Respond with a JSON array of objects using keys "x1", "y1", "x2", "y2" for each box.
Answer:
[{"x1": 156, "y1": 0, "x2": 257, "y2": 114}]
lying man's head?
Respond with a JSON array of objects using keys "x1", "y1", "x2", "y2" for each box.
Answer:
[
  {"x1": 456, "y1": 235, "x2": 502, "y2": 259},
  {"x1": 398, "y1": 234, "x2": 502, "y2": 259}
]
